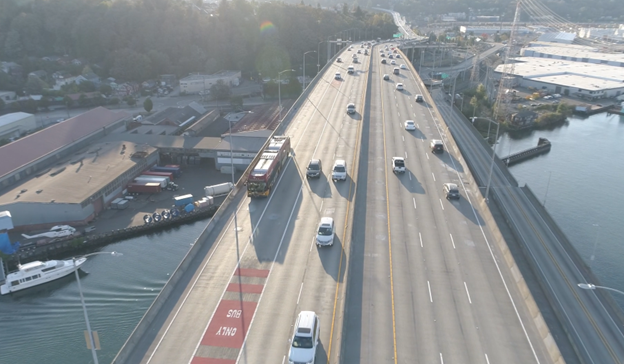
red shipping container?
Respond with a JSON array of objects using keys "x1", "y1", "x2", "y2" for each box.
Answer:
[{"x1": 127, "y1": 182, "x2": 161, "y2": 194}]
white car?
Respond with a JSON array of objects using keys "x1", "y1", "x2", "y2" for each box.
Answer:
[
  {"x1": 288, "y1": 311, "x2": 320, "y2": 364},
  {"x1": 391, "y1": 60, "x2": 396, "y2": 65},
  {"x1": 400, "y1": 64, "x2": 407, "y2": 69},
  {"x1": 332, "y1": 160, "x2": 347, "y2": 181},
  {"x1": 316, "y1": 217, "x2": 335, "y2": 247},
  {"x1": 392, "y1": 157, "x2": 406, "y2": 173},
  {"x1": 383, "y1": 74, "x2": 390, "y2": 80},
  {"x1": 404, "y1": 120, "x2": 416, "y2": 130},
  {"x1": 396, "y1": 83, "x2": 404, "y2": 91}
]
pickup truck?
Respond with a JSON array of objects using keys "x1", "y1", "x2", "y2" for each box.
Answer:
[{"x1": 392, "y1": 157, "x2": 405, "y2": 173}]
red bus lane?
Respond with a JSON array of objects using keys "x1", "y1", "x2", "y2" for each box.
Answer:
[{"x1": 191, "y1": 268, "x2": 270, "y2": 364}]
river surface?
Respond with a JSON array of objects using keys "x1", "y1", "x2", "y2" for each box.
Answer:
[{"x1": 1, "y1": 113, "x2": 623, "y2": 364}]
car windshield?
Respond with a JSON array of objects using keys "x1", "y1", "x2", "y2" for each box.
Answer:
[
  {"x1": 308, "y1": 164, "x2": 319, "y2": 171},
  {"x1": 318, "y1": 226, "x2": 333, "y2": 235},
  {"x1": 292, "y1": 335, "x2": 313, "y2": 348},
  {"x1": 247, "y1": 182, "x2": 266, "y2": 191},
  {"x1": 334, "y1": 166, "x2": 345, "y2": 173},
  {"x1": 394, "y1": 160, "x2": 405, "y2": 167}
]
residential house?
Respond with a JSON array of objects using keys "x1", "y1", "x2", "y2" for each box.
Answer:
[
  {"x1": 28, "y1": 70, "x2": 48, "y2": 81},
  {"x1": 511, "y1": 110, "x2": 538, "y2": 128},
  {"x1": 71, "y1": 59, "x2": 84, "y2": 66},
  {"x1": 1, "y1": 62, "x2": 23, "y2": 78},
  {"x1": 75, "y1": 72, "x2": 100, "y2": 86},
  {"x1": 42, "y1": 56, "x2": 61, "y2": 63},
  {"x1": 0, "y1": 91, "x2": 16, "y2": 103}
]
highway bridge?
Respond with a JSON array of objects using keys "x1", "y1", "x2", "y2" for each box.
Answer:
[{"x1": 111, "y1": 41, "x2": 624, "y2": 364}]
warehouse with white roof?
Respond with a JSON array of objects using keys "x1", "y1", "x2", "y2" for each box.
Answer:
[{"x1": 0, "y1": 112, "x2": 36, "y2": 140}]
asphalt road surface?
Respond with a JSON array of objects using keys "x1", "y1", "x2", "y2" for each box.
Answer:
[
  {"x1": 340, "y1": 45, "x2": 555, "y2": 364},
  {"x1": 126, "y1": 47, "x2": 368, "y2": 364}
]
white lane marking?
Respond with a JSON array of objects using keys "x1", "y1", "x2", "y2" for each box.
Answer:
[
  {"x1": 417, "y1": 123, "x2": 419, "y2": 128},
  {"x1": 319, "y1": 200, "x2": 324, "y2": 212},
  {"x1": 450, "y1": 233, "x2": 456, "y2": 249},
  {"x1": 297, "y1": 282, "x2": 304, "y2": 305},
  {"x1": 440, "y1": 353, "x2": 444, "y2": 364},
  {"x1": 428, "y1": 281, "x2": 433, "y2": 302},
  {"x1": 485, "y1": 353, "x2": 490, "y2": 364},
  {"x1": 402, "y1": 136, "x2": 404, "y2": 142},
  {"x1": 282, "y1": 355, "x2": 286, "y2": 364},
  {"x1": 413, "y1": 198, "x2": 417, "y2": 209},
  {"x1": 310, "y1": 236, "x2": 315, "y2": 252},
  {"x1": 425, "y1": 96, "x2": 543, "y2": 362},
  {"x1": 419, "y1": 232, "x2": 423, "y2": 248},
  {"x1": 236, "y1": 187, "x2": 303, "y2": 363},
  {"x1": 398, "y1": 112, "x2": 401, "y2": 117},
  {"x1": 464, "y1": 282, "x2": 472, "y2": 304},
  {"x1": 431, "y1": 172, "x2": 436, "y2": 181},
  {"x1": 425, "y1": 153, "x2": 429, "y2": 160},
  {"x1": 408, "y1": 172, "x2": 412, "y2": 181},
  {"x1": 439, "y1": 199, "x2": 444, "y2": 211}
]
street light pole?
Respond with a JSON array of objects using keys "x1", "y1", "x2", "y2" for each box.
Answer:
[
  {"x1": 73, "y1": 251, "x2": 122, "y2": 364},
  {"x1": 578, "y1": 283, "x2": 624, "y2": 296},
  {"x1": 278, "y1": 69, "x2": 295, "y2": 123},
  {"x1": 317, "y1": 39, "x2": 328, "y2": 74},
  {"x1": 483, "y1": 118, "x2": 500, "y2": 202},
  {"x1": 303, "y1": 51, "x2": 316, "y2": 90}
]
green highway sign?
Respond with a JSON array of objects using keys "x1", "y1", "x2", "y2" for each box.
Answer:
[{"x1": 393, "y1": 33, "x2": 402, "y2": 38}]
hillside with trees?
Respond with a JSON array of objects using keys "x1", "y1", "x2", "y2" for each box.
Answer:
[{"x1": 0, "y1": 0, "x2": 397, "y2": 93}]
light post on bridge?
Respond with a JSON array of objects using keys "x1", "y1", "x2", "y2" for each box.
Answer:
[
  {"x1": 578, "y1": 283, "x2": 624, "y2": 296},
  {"x1": 74, "y1": 251, "x2": 123, "y2": 364},
  {"x1": 317, "y1": 39, "x2": 329, "y2": 74},
  {"x1": 278, "y1": 69, "x2": 295, "y2": 123},
  {"x1": 302, "y1": 51, "x2": 316, "y2": 90}
]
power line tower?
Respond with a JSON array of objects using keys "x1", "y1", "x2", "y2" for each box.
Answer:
[{"x1": 493, "y1": 0, "x2": 522, "y2": 121}]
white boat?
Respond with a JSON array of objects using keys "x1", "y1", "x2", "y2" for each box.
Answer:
[
  {"x1": 21, "y1": 225, "x2": 76, "y2": 240},
  {"x1": 0, "y1": 257, "x2": 86, "y2": 295}
]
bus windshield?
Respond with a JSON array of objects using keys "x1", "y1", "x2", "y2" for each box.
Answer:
[{"x1": 247, "y1": 182, "x2": 266, "y2": 192}]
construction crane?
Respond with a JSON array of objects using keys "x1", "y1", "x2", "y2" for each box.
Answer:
[{"x1": 493, "y1": 0, "x2": 522, "y2": 121}]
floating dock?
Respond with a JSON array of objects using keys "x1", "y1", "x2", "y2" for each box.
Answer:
[{"x1": 501, "y1": 138, "x2": 551, "y2": 166}]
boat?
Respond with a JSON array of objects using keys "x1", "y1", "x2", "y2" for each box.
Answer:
[
  {"x1": 152, "y1": 212, "x2": 162, "y2": 222},
  {"x1": 162, "y1": 210, "x2": 171, "y2": 220},
  {"x1": 143, "y1": 214, "x2": 153, "y2": 224},
  {"x1": 21, "y1": 225, "x2": 76, "y2": 240},
  {"x1": 0, "y1": 257, "x2": 87, "y2": 295}
]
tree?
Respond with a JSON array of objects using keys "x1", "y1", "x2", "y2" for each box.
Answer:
[
  {"x1": 230, "y1": 95, "x2": 243, "y2": 111},
  {"x1": 78, "y1": 80, "x2": 96, "y2": 92},
  {"x1": 556, "y1": 102, "x2": 573, "y2": 116},
  {"x1": 99, "y1": 84, "x2": 113, "y2": 96},
  {"x1": 25, "y1": 76, "x2": 47, "y2": 95},
  {"x1": 63, "y1": 95, "x2": 73, "y2": 108},
  {"x1": 126, "y1": 97, "x2": 137, "y2": 106},
  {"x1": 38, "y1": 96, "x2": 50, "y2": 110},
  {"x1": 210, "y1": 80, "x2": 231, "y2": 101},
  {"x1": 78, "y1": 93, "x2": 89, "y2": 106},
  {"x1": 536, "y1": 112, "x2": 566, "y2": 127},
  {"x1": 144, "y1": 97, "x2": 153, "y2": 113}
]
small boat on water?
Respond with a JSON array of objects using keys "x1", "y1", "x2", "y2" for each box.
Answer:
[{"x1": 0, "y1": 258, "x2": 87, "y2": 295}]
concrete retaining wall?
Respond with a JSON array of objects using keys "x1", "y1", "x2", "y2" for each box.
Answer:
[{"x1": 112, "y1": 54, "x2": 338, "y2": 364}]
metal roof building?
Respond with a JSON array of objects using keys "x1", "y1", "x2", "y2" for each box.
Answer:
[
  {"x1": 0, "y1": 112, "x2": 36, "y2": 140},
  {"x1": 0, "y1": 141, "x2": 158, "y2": 229},
  {"x1": 0, "y1": 107, "x2": 131, "y2": 191}
]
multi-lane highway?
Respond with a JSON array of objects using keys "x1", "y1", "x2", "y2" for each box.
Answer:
[
  {"x1": 121, "y1": 46, "x2": 368, "y2": 364},
  {"x1": 341, "y1": 45, "x2": 554, "y2": 363},
  {"x1": 116, "y1": 42, "x2": 570, "y2": 364}
]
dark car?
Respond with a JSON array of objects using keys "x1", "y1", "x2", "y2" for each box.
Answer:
[
  {"x1": 443, "y1": 183, "x2": 460, "y2": 199},
  {"x1": 306, "y1": 159, "x2": 322, "y2": 179},
  {"x1": 381, "y1": 59, "x2": 387, "y2": 64}
]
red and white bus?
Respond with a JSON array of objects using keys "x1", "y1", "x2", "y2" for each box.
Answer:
[{"x1": 247, "y1": 136, "x2": 291, "y2": 197}]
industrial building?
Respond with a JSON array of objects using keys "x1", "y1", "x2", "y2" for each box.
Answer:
[
  {"x1": 459, "y1": 25, "x2": 531, "y2": 36},
  {"x1": 522, "y1": 42, "x2": 624, "y2": 67},
  {"x1": 0, "y1": 141, "x2": 158, "y2": 229},
  {"x1": 494, "y1": 57, "x2": 624, "y2": 99},
  {"x1": 179, "y1": 71, "x2": 241, "y2": 94},
  {"x1": 0, "y1": 107, "x2": 131, "y2": 191},
  {"x1": 0, "y1": 112, "x2": 37, "y2": 140}
]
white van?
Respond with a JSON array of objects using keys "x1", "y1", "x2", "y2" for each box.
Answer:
[
  {"x1": 347, "y1": 65, "x2": 355, "y2": 74},
  {"x1": 288, "y1": 311, "x2": 320, "y2": 364},
  {"x1": 316, "y1": 217, "x2": 335, "y2": 247}
]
